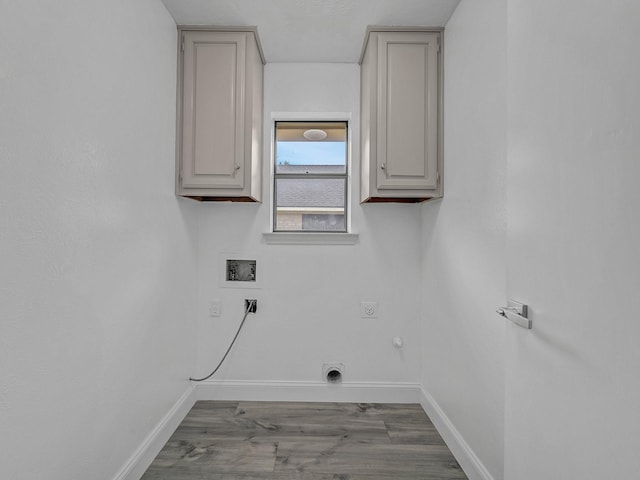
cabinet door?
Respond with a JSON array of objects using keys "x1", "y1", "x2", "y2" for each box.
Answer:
[
  {"x1": 181, "y1": 31, "x2": 246, "y2": 190},
  {"x1": 377, "y1": 32, "x2": 439, "y2": 190}
]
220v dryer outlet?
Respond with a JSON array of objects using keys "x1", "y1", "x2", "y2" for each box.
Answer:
[{"x1": 360, "y1": 301, "x2": 378, "y2": 318}]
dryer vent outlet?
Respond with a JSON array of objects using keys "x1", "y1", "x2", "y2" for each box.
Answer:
[{"x1": 322, "y1": 363, "x2": 344, "y2": 384}]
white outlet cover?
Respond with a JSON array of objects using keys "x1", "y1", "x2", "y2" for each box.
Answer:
[
  {"x1": 209, "y1": 300, "x2": 222, "y2": 317},
  {"x1": 360, "y1": 301, "x2": 378, "y2": 318}
]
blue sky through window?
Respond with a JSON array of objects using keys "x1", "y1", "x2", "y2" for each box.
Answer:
[{"x1": 276, "y1": 141, "x2": 346, "y2": 166}]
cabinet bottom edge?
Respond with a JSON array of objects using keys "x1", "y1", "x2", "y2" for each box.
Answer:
[
  {"x1": 361, "y1": 196, "x2": 441, "y2": 204},
  {"x1": 178, "y1": 194, "x2": 261, "y2": 203}
]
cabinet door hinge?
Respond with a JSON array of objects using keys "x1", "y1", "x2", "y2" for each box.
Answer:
[
  {"x1": 436, "y1": 171, "x2": 441, "y2": 187},
  {"x1": 181, "y1": 36, "x2": 185, "y2": 52}
]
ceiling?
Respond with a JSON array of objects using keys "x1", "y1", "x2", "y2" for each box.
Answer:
[{"x1": 161, "y1": 0, "x2": 461, "y2": 63}]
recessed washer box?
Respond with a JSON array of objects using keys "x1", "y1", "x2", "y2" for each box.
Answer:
[
  {"x1": 219, "y1": 253, "x2": 262, "y2": 289},
  {"x1": 226, "y1": 259, "x2": 256, "y2": 282}
]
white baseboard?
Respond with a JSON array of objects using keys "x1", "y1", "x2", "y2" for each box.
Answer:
[
  {"x1": 112, "y1": 386, "x2": 196, "y2": 480},
  {"x1": 195, "y1": 379, "x2": 421, "y2": 404},
  {"x1": 419, "y1": 387, "x2": 495, "y2": 480}
]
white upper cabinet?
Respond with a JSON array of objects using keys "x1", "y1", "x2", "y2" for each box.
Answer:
[
  {"x1": 360, "y1": 28, "x2": 443, "y2": 203},
  {"x1": 176, "y1": 28, "x2": 264, "y2": 201}
]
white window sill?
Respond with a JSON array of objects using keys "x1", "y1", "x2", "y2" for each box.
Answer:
[{"x1": 262, "y1": 232, "x2": 359, "y2": 245}]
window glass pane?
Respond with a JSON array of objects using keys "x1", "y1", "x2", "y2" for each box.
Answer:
[
  {"x1": 276, "y1": 164, "x2": 345, "y2": 175},
  {"x1": 275, "y1": 122, "x2": 347, "y2": 174},
  {"x1": 276, "y1": 178, "x2": 345, "y2": 208},
  {"x1": 275, "y1": 177, "x2": 346, "y2": 232},
  {"x1": 301, "y1": 214, "x2": 346, "y2": 232}
]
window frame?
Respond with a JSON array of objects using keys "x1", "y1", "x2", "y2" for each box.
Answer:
[{"x1": 271, "y1": 118, "x2": 350, "y2": 234}]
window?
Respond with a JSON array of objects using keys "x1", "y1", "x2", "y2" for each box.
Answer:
[{"x1": 273, "y1": 121, "x2": 348, "y2": 232}]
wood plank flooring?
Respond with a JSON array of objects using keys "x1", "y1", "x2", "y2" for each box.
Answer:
[{"x1": 141, "y1": 401, "x2": 468, "y2": 480}]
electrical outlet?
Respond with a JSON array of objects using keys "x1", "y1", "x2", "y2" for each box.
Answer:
[
  {"x1": 360, "y1": 301, "x2": 378, "y2": 318},
  {"x1": 245, "y1": 299, "x2": 257, "y2": 313},
  {"x1": 209, "y1": 300, "x2": 222, "y2": 317}
]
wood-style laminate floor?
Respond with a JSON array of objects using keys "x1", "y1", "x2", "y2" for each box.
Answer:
[{"x1": 141, "y1": 401, "x2": 468, "y2": 480}]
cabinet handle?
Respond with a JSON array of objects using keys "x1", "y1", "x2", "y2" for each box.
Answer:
[
  {"x1": 380, "y1": 163, "x2": 386, "y2": 170},
  {"x1": 234, "y1": 164, "x2": 241, "y2": 171}
]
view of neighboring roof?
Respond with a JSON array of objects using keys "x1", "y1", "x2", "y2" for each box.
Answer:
[{"x1": 275, "y1": 165, "x2": 345, "y2": 208}]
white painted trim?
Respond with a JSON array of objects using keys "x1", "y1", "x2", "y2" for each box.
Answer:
[
  {"x1": 267, "y1": 111, "x2": 355, "y2": 236},
  {"x1": 112, "y1": 386, "x2": 196, "y2": 480},
  {"x1": 195, "y1": 379, "x2": 420, "y2": 403},
  {"x1": 419, "y1": 387, "x2": 495, "y2": 480},
  {"x1": 262, "y1": 232, "x2": 359, "y2": 245}
]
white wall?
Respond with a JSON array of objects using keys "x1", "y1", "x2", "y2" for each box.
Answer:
[
  {"x1": 0, "y1": 1, "x2": 198, "y2": 479},
  {"x1": 505, "y1": 1, "x2": 640, "y2": 478},
  {"x1": 193, "y1": 63, "x2": 423, "y2": 392},
  {"x1": 423, "y1": 0, "x2": 640, "y2": 479},
  {"x1": 420, "y1": 0, "x2": 507, "y2": 478},
  {"x1": 5, "y1": 1, "x2": 637, "y2": 478}
]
